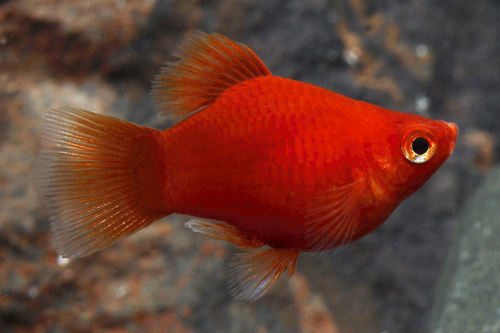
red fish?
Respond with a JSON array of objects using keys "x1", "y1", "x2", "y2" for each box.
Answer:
[{"x1": 33, "y1": 32, "x2": 458, "y2": 300}]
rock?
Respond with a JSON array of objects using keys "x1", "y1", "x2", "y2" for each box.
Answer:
[{"x1": 432, "y1": 166, "x2": 500, "y2": 333}]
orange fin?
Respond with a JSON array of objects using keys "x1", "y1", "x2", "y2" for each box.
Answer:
[
  {"x1": 151, "y1": 32, "x2": 271, "y2": 121},
  {"x1": 32, "y1": 107, "x2": 170, "y2": 258},
  {"x1": 185, "y1": 219, "x2": 263, "y2": 249},
  {"x1": 305, "y1": 179, "x2": 363, "y2": 252},
  {"x1": 227, "y1": 248, "x2": 300, "y2": 300}
]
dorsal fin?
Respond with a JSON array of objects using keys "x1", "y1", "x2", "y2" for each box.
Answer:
[{"x1": 151, "y1": 32, "x2": 272, "y2": 121}]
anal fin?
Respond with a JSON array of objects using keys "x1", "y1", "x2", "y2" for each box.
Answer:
[
  {"x1": 228, "y1": 248, "x2": 300, "y2": 300},
  {"x1": 184, "y1": 220, "x2": 300, "y2": 300}
]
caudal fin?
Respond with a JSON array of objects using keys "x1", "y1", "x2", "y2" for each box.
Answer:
[{"x1": 33, "y1": 107, "x2": 170, "y2": 258}]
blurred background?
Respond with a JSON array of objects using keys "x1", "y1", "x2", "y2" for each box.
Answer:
[{"x1": 1, "y1": 0, "x2": 499, "y2": 332}]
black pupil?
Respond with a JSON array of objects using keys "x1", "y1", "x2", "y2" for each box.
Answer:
[{"x1": 412, "y1": 137, "x2": 429, "y2": 155}]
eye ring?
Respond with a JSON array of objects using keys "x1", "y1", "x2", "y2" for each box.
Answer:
[{"x1": 402, "y1": 130, "x2": 436, "y2": 164}]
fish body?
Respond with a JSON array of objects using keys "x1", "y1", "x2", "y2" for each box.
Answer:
[
  {"x1": 162, "y1": 74, "x2": 454, "y2": 250},
  {"x1": 33, "y1": 32, "x2": 458, "y2": 300}
]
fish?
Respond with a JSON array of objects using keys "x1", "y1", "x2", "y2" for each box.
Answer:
[{"x1": 32, "y1": 32, "x2": 458, "y2": 300}]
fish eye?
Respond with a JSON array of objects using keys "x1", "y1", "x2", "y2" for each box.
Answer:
[
  {"x1": 402, "y1": 130, "x2": 436, "y2": 164},
  {"x1": 412, "y1": 137, "x2": 429, "y2": 155}
]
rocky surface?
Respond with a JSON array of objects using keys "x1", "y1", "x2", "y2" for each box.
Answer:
[
  {"x1": 432, "y1": 166, "x2": 500, "y2": 333},
  {"x1": 1, "y1": 0, "x2": 499, "y2": 332}
]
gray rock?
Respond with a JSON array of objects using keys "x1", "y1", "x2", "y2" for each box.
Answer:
[{"x1": 432, "y1": 166, "x2": 500, "y2": 333}]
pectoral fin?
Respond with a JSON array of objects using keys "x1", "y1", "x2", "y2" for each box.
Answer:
[{"x1": 305, "y1": 178, "x2": 363, "y2": 252}]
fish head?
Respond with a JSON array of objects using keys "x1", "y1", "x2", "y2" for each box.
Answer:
[
  {"x1": 356, "y1": 102, "x2": 458, "y2": 205},
  {"x1": 384, "y1": 114, "x2": 458, "y2": 200}
]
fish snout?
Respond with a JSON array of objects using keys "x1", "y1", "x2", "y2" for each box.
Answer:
[
  {"x1": 446, "y1": 122, "x2": 459, "y2": 152},
  {"x1": 448, "y1": 122, "x2": 458, "y2": 138}
]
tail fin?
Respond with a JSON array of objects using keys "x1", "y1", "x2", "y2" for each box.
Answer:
[{"x1": 33, "y1": 107, "x2": 170, "y2": 258}]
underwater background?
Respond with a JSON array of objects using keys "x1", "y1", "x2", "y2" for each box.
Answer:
[{"x1": 1, "y1": 0, "x2": 499, "y2": 332}]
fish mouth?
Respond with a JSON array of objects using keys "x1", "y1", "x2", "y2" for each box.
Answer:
[{"x1": 447, "y1": 122, "x2": 459, "y2": 153}]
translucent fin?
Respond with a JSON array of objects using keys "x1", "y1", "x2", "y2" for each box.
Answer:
[
  {"x1": 151, "y1": 32, "x2": 271, "y2": 121},
  {"x1": 227, "y1": 248, "x2": 300, "y2": 300},
  {"x1": 305, "y1": 179, "x2": 363, "y2": 252},
  {"x1": 185, "y1": 219, "x2": 263, "y2": 249},
  {"x1": 32, "y1": 107, "x2": 170, "y2": 258}
]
